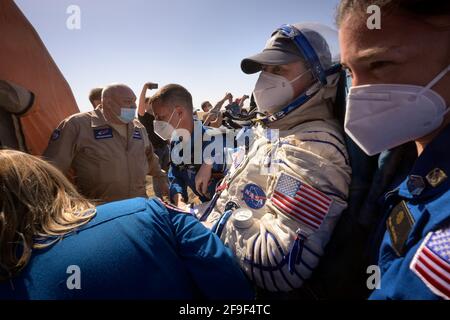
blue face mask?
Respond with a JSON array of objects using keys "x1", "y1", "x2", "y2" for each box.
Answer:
[{"x1": 119, "y1": 107, "x2": 136, "y2": 123}]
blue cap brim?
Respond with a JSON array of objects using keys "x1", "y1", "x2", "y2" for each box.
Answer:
[{"x1": 241, "y1": 50, "x2": 303, "y2": 74}]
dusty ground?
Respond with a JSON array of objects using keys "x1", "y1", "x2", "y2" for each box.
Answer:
[{"x1": 145, "y1": 176, "x2": 156, "y2": 197}]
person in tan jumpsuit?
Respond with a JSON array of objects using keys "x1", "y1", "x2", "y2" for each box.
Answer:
[{"x1": 44, "y1": 84, "x2": 169, "y2": 203}]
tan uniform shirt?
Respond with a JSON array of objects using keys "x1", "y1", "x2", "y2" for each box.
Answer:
[{"x1": 44, "y1": 108, "x2": 166, "y2": 203}]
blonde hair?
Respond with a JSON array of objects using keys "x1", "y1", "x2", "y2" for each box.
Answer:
[{"x1": 0, "y1": 149, "x2": 96, "y2": 281}]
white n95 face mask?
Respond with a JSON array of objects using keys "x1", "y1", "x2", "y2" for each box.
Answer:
[
  {"x1": 345, "y1": 65, "x2": 450, "y2": 156},
  {"x1": 253, "y1": 70, "x2": 310, "y2": 114},
  {"x1": 153, "y1": 109, "x2": 181, "y2": 141}
]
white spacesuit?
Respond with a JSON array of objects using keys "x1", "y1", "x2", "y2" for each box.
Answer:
[{"x1": 199, "y1": 23, "x2": 352, "y2": 292}]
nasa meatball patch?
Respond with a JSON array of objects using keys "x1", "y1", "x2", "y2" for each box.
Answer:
[{"x1": 242, "y1": 184, "x2": 266, "y2": 210}]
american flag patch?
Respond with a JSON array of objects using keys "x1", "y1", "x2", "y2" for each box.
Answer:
[
  {"x1": 410, "y1": 228, "x2": 450, "y2": 300},
  {"x1": 271, "y1": 173, "x2": 332, "y2": 231}
]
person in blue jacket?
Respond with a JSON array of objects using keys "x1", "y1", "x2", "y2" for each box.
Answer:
[
  {"x1": 168, "y1": 121, "x2": 226, "y2": 203},
  {"x1": 337, "y1": 0, "x2": 450, "y2": 299},
  {"x1": 0, "y1": 149, "x2": 254, "y2": 300},
  {"x1": 150, "y1": 84, "x2": 229, "y2": 209}
]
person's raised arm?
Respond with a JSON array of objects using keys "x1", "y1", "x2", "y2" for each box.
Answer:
[
  {"x1": 138, "y1": 82, "x2": 158, "y2": 117},
  {"x1": 212, "y1": 92, "x2": 233, "y2": 112},
  {"x1": 203, "y1": 112, "x2": 223, "y2": 128},
  {"x1": 239, "y1": 95, "x2": 249, "y2": 108}
]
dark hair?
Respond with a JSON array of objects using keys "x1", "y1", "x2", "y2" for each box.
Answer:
[
  {"x1": 88, "y1": 87, "x2": 103, "y2": 106},
  {"x1": 201, "y1": 101, "x2": 211, "y2": 111},
  {"x1": 149, "y1": 84, "x2": 193, "y2": 111},
  {"x1": 336, "y1": 0, "x2": 450, "y2": 26}
]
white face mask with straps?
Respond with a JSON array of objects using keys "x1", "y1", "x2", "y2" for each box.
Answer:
[
  {"x1": 345, "y1": 65, "x2": 450, "y2": 156},
  {"x1": 253, "y1": 69, "x2": 311, "y2": 114},
  {"x1": 153, "y1": 109, "x2": 182, "y2": 141}
]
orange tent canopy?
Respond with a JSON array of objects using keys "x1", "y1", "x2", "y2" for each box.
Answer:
[{"x1": 0, "y1": 0, "x2": 79, "y2": 155}]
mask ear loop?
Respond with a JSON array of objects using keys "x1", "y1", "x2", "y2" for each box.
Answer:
[
  {"x1": 166, "y1": 109, "x2": 176, "y2": 125},
  {"x1": 419, "y1": 64, "x2": 450, "y2": 95},
  {"x1": 175, "y1": 113, "x2": 182, "y2": 130},
  {"x1": 418, "y1": 65, "x2": 450, "y2": 116},
  {"x1": 289, "y1": 69, "x2": 312, "y2": 85},
  {"x1": 443, "y1": 107, "x2": 450, "y2": 117},
  {"x1": 171, "y1": 110, "x2": 185, "y2": 143}
]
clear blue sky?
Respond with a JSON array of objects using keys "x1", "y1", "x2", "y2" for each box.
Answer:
[{"x1": 15, "y1": 0, "x2": 340, "y2": 112}]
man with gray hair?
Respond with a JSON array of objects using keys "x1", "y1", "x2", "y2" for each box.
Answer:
[{"x1": 44, "y1": 83, "x2": 169, "y2": 203}]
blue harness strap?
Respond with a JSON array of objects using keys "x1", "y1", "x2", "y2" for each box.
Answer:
[
  {"x1": 212, "y1": 210, "x2": 233, "y2": 238},
  {"x1": 288, "y1": 233, "x2": 307, "y2": 274},
  {"x1": 199, "y1": 171, "x2": 229, "y2": 222},
  {"x1": 199, "y1": 193, "x2": 219, "y2": 222},
  {"x1": 279, "y1": 24, "x2": 328, "y2": 85}
]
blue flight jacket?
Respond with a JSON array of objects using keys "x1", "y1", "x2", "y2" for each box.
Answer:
[
  {"x1": 370, "y1": 125, "x2": 450, "y2": 300},
  {"x1": 169, "y1": 121, "x2": 228, "y2": 202},
  {"x1": 0, "y1": 198, "x2": 254, "y2": 300}
]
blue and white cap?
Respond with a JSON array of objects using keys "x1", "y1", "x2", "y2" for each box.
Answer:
[{"x1": 241, "y1": 22, "x2": 341, "y2": 84}]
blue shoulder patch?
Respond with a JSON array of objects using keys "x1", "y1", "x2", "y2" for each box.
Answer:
[
  {"x1": 94, "y1": 128, "x2": 113, "y2": 140},
  {"x1": 133, "y1": 129, "x2": 142, "y2": 140},
  {"x1": 51, "y1": 129, "x2": 61, "y2": 141}
]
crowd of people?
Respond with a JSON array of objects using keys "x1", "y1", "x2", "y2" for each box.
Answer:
[{"x1": 0, "y1": 0, "x2": 449, "y2": 300}]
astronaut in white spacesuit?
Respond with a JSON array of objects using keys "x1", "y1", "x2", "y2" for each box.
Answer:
[{"x1": 197, "y1": 23, "x2": 351, "y2": 293}]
